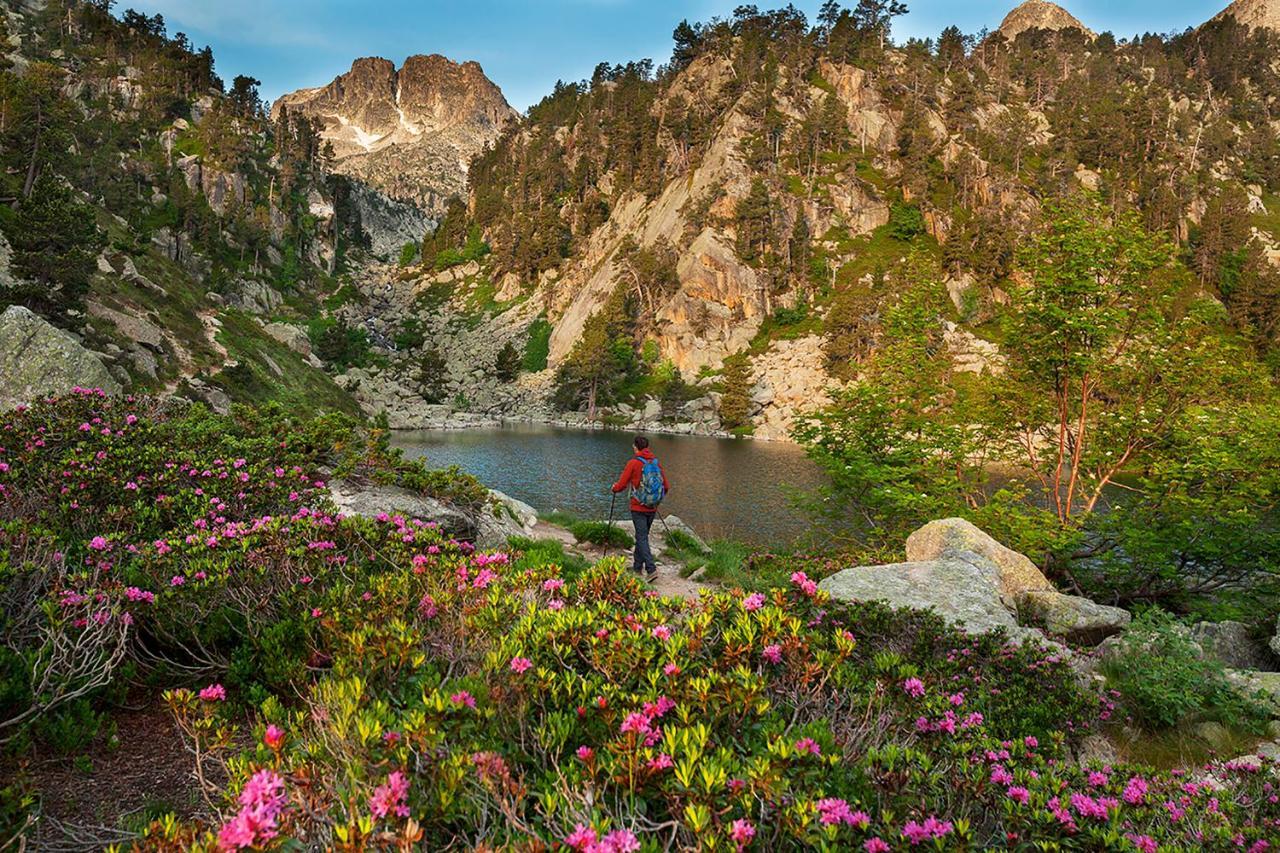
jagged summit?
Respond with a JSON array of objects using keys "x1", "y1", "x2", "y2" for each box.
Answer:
[
  {"x1": 997, "y1": 0, "x2": 1094, "y2": 40},
  {"x1": 272, "y1": 55, "x2": 517, "y2": 211},
  {"x1": 1212, "y1": 0, "x2": 1280, "y2": 31}
]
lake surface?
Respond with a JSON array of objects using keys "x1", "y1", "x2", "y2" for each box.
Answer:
[{"x1": 391, "y1": 425, "x2": 827, "y2": 545}]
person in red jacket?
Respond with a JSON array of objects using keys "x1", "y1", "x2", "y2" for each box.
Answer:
[{"x1": 611, "y1": 435, "x2": 669, "y2": 578}]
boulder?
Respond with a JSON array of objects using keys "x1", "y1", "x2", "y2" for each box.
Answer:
[
  {"x1": 263, "y1": 322, "x2": 314, "y2": 359},
  {"x1": 819, "y1": 558, "x2": 1020, "y2": 634},
  {"x1": 1018, "y1": 590, "x2": 1131, "y2": 645},
  {"x1": 0, "y1": 306, "x2": 121, "y2": 410},
  {"x1": 329, "y1": 479, "x2": 521, "y2": 549},
  {"x1": 86, "y1": 301, "x2": 165, "y2": 350},
  {"x1": 1192, "y1": 621, "x2": 1276, "y2": 672},
  {"x1": 905, "y1": 518, "x2": 1054, "y2": 604},
  {"x1": 1272, "y1": 615, "x2": 1280, "y2": 660},
  {"x1": 489, "y1": 489, "x2": 538, "y2": 531}
]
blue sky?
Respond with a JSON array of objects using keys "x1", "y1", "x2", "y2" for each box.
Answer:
[{"x1": 131, "y1": 0, "x2": 1231, "y2": 111}]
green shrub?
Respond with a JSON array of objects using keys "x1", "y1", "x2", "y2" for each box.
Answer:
[
  {"x1": 307, "y1": 317, "x2": 370, "y2": 370},
  {"x1": 522, "y1": 317, "x2": 552, "y2": 372},
  {"x1": 568, "y1": 520, "x2": 633, "y2": 548},
  {"x1": 888, "y1": 201, "x2": 926, "y2": 241},
  {"x1": 398, "y1": 241, "x2": 418, "y2": 267},
  {"x1": 1100, "y1": 610, "x2": 1271, "y2": 732}
]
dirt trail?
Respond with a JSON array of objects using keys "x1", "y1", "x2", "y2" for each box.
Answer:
[{"x1": 531, "y1": 520, "x2": 711, "y2": 600}]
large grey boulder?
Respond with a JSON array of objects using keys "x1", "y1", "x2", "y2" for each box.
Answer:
[
  {"x1": 1191, "y1": 620, "x2": 1275, "y2": 672},
  {"x1": 0, "y1": 305, "x2": 120, "y2": 410},
  {"x1": 1019, "y1": 590, "x2": 1131, "y2": 645},
  {"x1": 818, "y1": 558, "x2": 1020, "y2": 634},
  {"x1": 329, "y1": 479, "x2": 522, "y2": 549},
  {"x1": 905, "y1": 517, "x2": 1055, "y2": 604}
]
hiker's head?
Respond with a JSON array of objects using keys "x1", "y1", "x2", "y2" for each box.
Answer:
[{"x1": 633, "y1": 435, "x2": 649, "y2": 451}]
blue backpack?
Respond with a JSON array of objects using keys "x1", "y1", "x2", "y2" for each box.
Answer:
[{"x1": 633, "y1": 455, "x2": 665, "y2": 509}]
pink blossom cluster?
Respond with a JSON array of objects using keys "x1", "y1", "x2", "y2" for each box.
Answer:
[
  {"x1": 563, "y1": 825, "x2": 640, "y2": 853},
  {"x1": 369, "y1": 770, "x2": 410, "y2": 819},
  {"x1": 217, "y1": 769, "x2": 287, "y2": 850}
]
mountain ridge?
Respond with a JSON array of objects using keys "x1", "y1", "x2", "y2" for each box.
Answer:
[{"x1": 272, "y1": 54, "x2": 517, "y2": 212}]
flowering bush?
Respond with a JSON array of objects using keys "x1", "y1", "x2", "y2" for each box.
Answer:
[{"x1": 3, "y1": 393, "x2": 1278, "y2": 851}]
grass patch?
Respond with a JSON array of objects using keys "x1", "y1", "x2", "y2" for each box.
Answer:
[
  {"x1": 541, "y1": 510, "x2": 635, "y2": 549},
  {"x1": 676, "y1": 540, "x2": 752, "y2": 583},
  {"x1": 211, "y1": 310, "x2": 361, "y2": 416},
  {"x1": 523, "y1": 316, "x2": 552, "y2": 372},
  {"x1": 507, "y1": 535, "x2": 591, "y2": 582}
]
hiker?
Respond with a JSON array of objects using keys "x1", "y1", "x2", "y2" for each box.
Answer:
[{"x1": 611, "y1": 435, "x2": 669, "y2": 579}]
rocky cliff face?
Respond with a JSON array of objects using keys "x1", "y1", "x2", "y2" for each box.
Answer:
[
  {"x1": 272, "y1": 55, "x2": 517, "y2": 212},
  {"x1": 997, "y1": 0, "x2": 1093, "y2": 39},
  {"x1": 1214, "y1": 0, "x2": 1280, "y2": 30}
]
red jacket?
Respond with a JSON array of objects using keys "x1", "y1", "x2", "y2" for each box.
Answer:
[{"x1": 612, "y1": 448, "x2": 669, "y2": 513}]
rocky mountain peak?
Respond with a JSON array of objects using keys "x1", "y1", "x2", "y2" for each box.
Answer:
[
  {"x1": 1212, "y1": 0, "x2": 1280, "y2": 31},
  {"x1": 271, "y1": 54, "x2": 517, "y2": 212},
  {"x1": 997, "y1": 0, "x2": 1093, "y2": 40}
]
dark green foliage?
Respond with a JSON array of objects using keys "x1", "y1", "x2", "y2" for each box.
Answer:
[
  {"x1": 308, "y1": 317, "x2": 370, "y2": 370},
  {"x1": 398, "y1": 241, "x2": 418, "y2": 267},
  {"x1": 522, "y1": 317, "x2": 552, "y2": 372},
  {"x1": 2, "y1": 174, "x2": 104, "y2": 315},
  {"x1": 415, "y1": 347, "x2": 448, "y2": 403},
  {"x1": 718, "y1": 355, "x2": 753, "y2": 430},
  {"x1": 887, "y1": 201, "x2": 925, "y2": 241},
  {"x1": 494, "y1": 340, "x2": 521, "y2": 382},
  {"x1": 568, "y1": 520, "x2": 633, "y2": 549},
  {"x1": 1101, "y1": 611, "x2": 1271, "y2": 732}
]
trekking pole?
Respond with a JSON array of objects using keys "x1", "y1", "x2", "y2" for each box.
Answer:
[{"x1": 604, "y1": 492, "x2": 617, "y2": 558}]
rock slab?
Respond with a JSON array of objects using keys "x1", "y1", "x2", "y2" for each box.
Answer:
[
  {"x1": 819, "y1": 557, "x2": 1020, "y2": 634},
  {"x1": 0, "y1": 305, "x2": 120, "y2": 410}
]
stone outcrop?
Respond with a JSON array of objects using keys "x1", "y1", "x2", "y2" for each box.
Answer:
[
  {"x1": 346, "y1": 181, "x2": 435, "y2": 258},
  {"x1": 1191, "y1": 620, "x2": 1277, "y2": 671},
  {"x1": 0, "y1": 306, "x2": 121, "y2": 409},
  {"x1": 1212, "y1": 0, "x2": 1280, "y2": 31},
  {"x1": 272, "y1": 55, "x2": 517, "y2": 212},
  {"x1": 328, "y1": 479, "x2": 530, "y2": 549},
  {"x1": 822, "y1": 518, "x2": 1129, "y2": 644},
  {"x1": 1019, "y1": 590, "x2": 1132, "y2": 645},
  {"x1": 997, "y1": 1, "x2": 1094, "y2": 40},
  {"x1": 905, "y1": 517, "x2": 1055, "y2": 602},
  {"x1": 820, "y1": 556, "x2": 1023, "y2": 635}
]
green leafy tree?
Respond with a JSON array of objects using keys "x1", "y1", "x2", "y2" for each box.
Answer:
[
  {"x1": 718, "y1": 355, "x2": 754, "y2": 431},
  {"x1": 3, "y1": 174, "x2": 104, "y2": 316},
  {"x1": 554, "y1": 301, "x2": 629, "y2": 420}
]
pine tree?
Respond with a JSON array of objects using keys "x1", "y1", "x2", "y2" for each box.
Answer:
[
  {"x1": 494, "y1": 340, "x2": 522, "y2": 383},
  {"x1": 718, "y1": 355, "x2": 754, "y2": 431},
  {"x1": 4, "y1": 173, "x2": 104, "y2": 316}
]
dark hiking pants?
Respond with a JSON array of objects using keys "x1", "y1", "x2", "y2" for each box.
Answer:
[{"x1": 631, "y1": 510, "x2": 656, "y2": 574}]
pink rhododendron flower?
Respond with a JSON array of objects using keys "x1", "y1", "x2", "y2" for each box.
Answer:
[
  {"x1": 790, "y1": 570, "x2": 818, "y2": 596},
  {"x1": 450, "y1": 691, "x2": 477, "y2": 709},
  {"x1": 199, "y1": 683, "x2": 226, "y2": 702},
  {"x1": 1123, "y1": 775, "x2": 1149, "y2": 805},
  {"x1": 1126, "y1": 835, "x2": 1158, "y2": 853},
  {"x1": 762, "y1": 644, "x2": 782, "y2": 664},
  {"x1": 542, "y1": 578, "x2": 564, "y2": 592},
  {"x1": 565, "y1": 825, "x2": 597, "y2": 850},
  {"x1": 217, "y1": 769, "x2": 287, "y2": 850},
  {"x1": 1007, "y1": 786, "x2": 1030, "y2": 804},
  {"x1": 651, "y1": 624, "x2": 672, "y2": 640},
  {"x1": 902, "y1": 816, "x2": 953, "y2": 845},
  {"x1": 901, "y1": 677, "x2": 925, "y2": 698},
  {"x1": 729, "y1": 818, "x2": 756, "y2": 845},
  {"x1": 369, "y1": 770, "x2": 410, "y2": 819},
  {"x1": 864, "y1": 840, "x2": 890, "y2": 853},
  {"x1": 89, "y1": 536, "x2": 109, "y2": 551},
  {"x1": 510, "y1": 656, "x2": 533, "y2": 674},
  {"x1": 170, "y1": 575, "x2": 185, "y2": 587},
  {"x1": 263, "y1": 724, "x2": 285, "y2": 750},
  {"x1": 742, "y1": 592, "x2": 766, "y2": 611},
  {"x1": 647, "y1": 752, "x2": 673, "y2": 771},
  {"x1": 576, "y1": 746, "x2": 594, "y2": 761},
  {"x1": 663, "y1": 662, "x2": 681, "y2": 677},
  {"x1": 794, "y1": 737, "x2": 821, "y2": 756}
]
